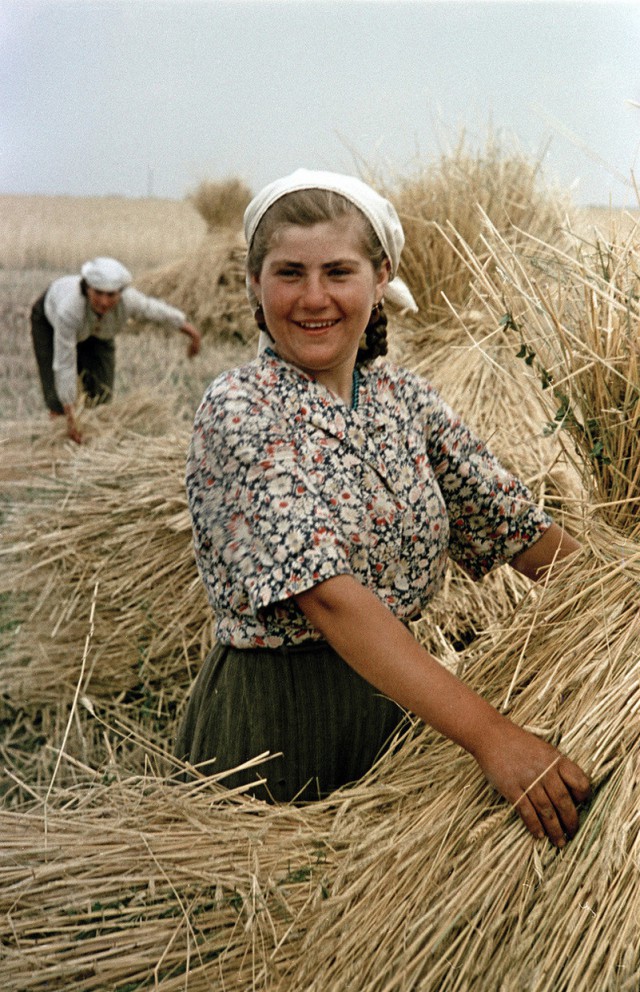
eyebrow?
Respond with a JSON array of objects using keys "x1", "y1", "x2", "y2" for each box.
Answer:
[{"x1": 268, "y1": 257, "x2": 363, "y2": 270}]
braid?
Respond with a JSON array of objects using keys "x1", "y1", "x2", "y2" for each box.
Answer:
[
  {"x1": 254, "y1": 305, "x2": 268, "y2": 333},
  {"x1": 357, "y1": 301, "x2": 388, "y2": 365}
]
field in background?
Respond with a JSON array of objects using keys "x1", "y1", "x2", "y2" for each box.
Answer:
[
  {"x1": 2, "y1": 191, "x2": 639, "y2": 279},
  {"x1": 0, "y1": 194, "x2": 206, "y2": 274}
]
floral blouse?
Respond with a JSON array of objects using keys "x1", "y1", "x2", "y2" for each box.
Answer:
[{"x1": 186, "y1": 353, "x2": 552, "y2": 648}]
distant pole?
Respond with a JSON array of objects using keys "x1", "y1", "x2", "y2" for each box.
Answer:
[{"x1": 147, "y1": 167, "x2": 154, "y2": 198}]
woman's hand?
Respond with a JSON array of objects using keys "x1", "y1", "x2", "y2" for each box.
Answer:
[
  {"x1": 471, "y1": 714, "x2": 591, "y2": 846},
  {"x1": 180, "y1": 322, "x2": 201, "y2": 357}
]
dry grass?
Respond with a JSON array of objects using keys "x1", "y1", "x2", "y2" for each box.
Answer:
[
  {"x1": 435, "y1": 211, "x2": 640, "y2": 538},
  {"x1": 383, "y1": 139, "x2": 574, "y2": 337},
  {"x1": 134, "y1": 230, "x2": 258, "y2": 345},
  {"x1": 1, "y1": 526, "x2": 638, "y2": 990},
  {"x1": 0, "y1": 424, "x2": 212, "y2": 709}
]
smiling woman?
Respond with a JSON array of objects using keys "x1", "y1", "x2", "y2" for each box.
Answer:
[{"x1": 176, "y1": 169, "x2": 590, "y2": 849}]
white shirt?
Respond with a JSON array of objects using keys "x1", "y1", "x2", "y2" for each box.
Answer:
[{"x1": 44, "y1": 276, "x2": 186, "y2": 405}]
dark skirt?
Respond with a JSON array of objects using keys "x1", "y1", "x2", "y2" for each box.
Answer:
[{"x1": 174, "y1": 641, "x2": 406, "y2": 803}]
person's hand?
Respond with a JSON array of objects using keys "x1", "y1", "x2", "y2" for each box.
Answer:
[
  {"x1": 181, "y1": 322, "x2": 201, "y2": 358},
  {"x1": 473, "y1": 716, "x2": 591, "y2": 847},
  {"x1": 66, "y1": 422, "x2": 83, "y2": 444},
  {"x1": 62, "y1": 404, "x2": 83, "y2": 445}
]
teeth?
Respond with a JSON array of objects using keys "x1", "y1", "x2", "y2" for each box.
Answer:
[{"x1": 298, "y1": 320, "x2": 337, "y2": 329}]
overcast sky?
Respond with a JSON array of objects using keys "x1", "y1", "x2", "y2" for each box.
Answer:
[{"x1": 1, "y1": 0, "x2": 639, "y2": 206}]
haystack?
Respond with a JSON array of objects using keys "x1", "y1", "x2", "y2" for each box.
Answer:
[
  {"x1": 386, "y1": 139, "x2": 574, "y2": 340},
  {"x1": 385, "y1": 150, "x2": 587, "y2": 651},
  {"x1": 1, "y1": 523, "x2": 638, "y2": 991},
  {"x1": 134, "y1": 229, "x2": 257, "y2": 345},
  {"x1": 1, "y1": 427, "x2": 212, "y2": 714},
  {"x1": 130, "y1": 178, "x2": 257, "y2": 346},
  {"x1": 439, "y1": 212, "x2": 640, "y2": 539},
  {"x1": 384, "y1": 142, "x2": 585, "y2": 527},
  {"x1": 0, "y1": 388, "x2": 177, "y2": 484},
  {"x1": 0, "y1": 414, "x2": 214, "y2": 793}
]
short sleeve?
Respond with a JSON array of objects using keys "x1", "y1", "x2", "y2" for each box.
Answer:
[
  {"x1": 423, "y1": 389, "x2": 552, "y2": 580},
  {"x1": 186, "y1": 383, "x2": 352, "y2": 615}
]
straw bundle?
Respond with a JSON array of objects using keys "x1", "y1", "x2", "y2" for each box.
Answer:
[
  {"x1": 438, "y1": 214, "x2": 640, "y2": 538},
  {"x1": 188, "y1": 177, "x2": 253, "y2": 232},
  {"x1": 383, "y1": 141, "x2": 585, "y2": 521},
  {"x1": 286, "y1": 522, "x2": 640, "y2": 992},
  {"x1": 0, "y1": 428, "x2": 213, "y2": 716},
  {"x1": 1, "y1": 524, "x2": 638, "y2": 990},
  {"x1": 0, "y1": 772, "x2": 343, "y2": 992},
  {"x1": 385, "y1": 139, "x2": 573, "y2": 340},
  {"x1": 0, "y1": 389, "x2": 178, "y2": 484},
  {"x1": 134, "y1": 230, "x2": 257, "y2": 345},
  {"x1": 406, "y1": 309, "x2": 584, "y2": 508}
]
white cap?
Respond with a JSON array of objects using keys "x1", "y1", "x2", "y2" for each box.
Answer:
[
  {"x1": 243, "y1": 169, "x2": 418, "y2": 313},
  {"x1": 81, "y1": 257, "x2": 132, "y2": 292}
]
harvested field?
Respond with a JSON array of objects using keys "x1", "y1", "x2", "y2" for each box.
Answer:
[{"x1": 1, "y1": 152, "x2": 638, "y2": 989}]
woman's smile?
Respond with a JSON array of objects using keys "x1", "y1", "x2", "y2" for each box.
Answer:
[
  {"x1": 296, "y1": 319, "x2": 340, "y2": 328},
  {"x1": 295, "y1": 318, "x2": 341, "y2": 333}
]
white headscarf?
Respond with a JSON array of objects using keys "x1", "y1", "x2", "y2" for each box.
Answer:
[
  {"x1": 81, "y1": 257, "x2": 132, "y2": 292},
  {"x1": 243, "y1": 169, "x2": 419, "y2": 315}
]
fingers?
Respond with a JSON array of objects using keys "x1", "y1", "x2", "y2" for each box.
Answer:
[
  {"x1": 558, "y1": 755, "x2": 591, "y2": 803},
  {"x1": 66, "y1": 421, "x2": 83, "y2": 444},
  {"x1": 515, "y1": 792, "x2": 563, "y2": 846},
  {"x1": 515, "y1": 757, "x2": 591, "y2": 847},
  {"x1": 182, "y1": 324, "x2": 201, "y2": 358}
]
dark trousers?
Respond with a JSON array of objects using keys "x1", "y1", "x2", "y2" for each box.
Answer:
[{"x1": 30, "y1": 292, "x2": 116, "y2": 413}]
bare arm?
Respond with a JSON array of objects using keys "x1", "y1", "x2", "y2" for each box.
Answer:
[
  {"x1": 295, "y1": 574, "x2": 590, "y2": 846},
  {"x1": 179, "y1": 321, "x2": 201, "y2": 358},
  {"x1": 510, "y1": 522, "x2": 581, "y2": 581}
]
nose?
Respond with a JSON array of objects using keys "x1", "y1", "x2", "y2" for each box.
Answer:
[{"x1": 300, "y1": 273, "x2": 330, "y2": 310}]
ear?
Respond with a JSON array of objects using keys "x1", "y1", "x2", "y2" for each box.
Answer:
[
  {"x1": 249, "y1": 273, "x2": 262, "y2": 303},
  {"x1": 374, "y1": 258, "x2": 391, "y2": 304}
]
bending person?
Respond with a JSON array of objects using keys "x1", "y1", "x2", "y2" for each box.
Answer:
[
  {"x1": 30, "y1": 256, "x2": 201, "y2": 442},
  {"x1": 176, "y1": 169, "x2": 590, "y2": 847}
]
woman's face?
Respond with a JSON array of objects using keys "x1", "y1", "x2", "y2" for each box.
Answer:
[
  {"x1": 86, "y1": 286, "x2": 121, "y2": 317},
  {"x1": 250, "y1": 215, "x2": 389, "y2": 397}
]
